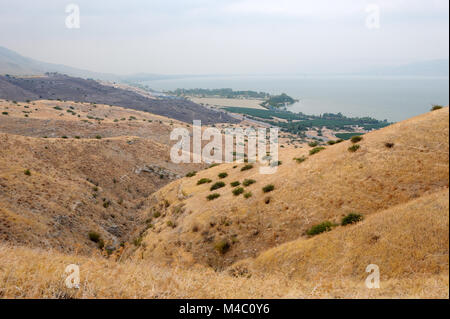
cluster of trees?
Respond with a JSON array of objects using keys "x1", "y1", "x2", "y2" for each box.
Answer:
[
  {"x1": 224, "y1": 107, "x2": 390, "y2": 134},
  {"x1": 260, "y1": 93, "x2": 298, "y2": 108},
  {"x1": 168, "y1": 88, "x2": 270, "y2": 99},
  {"x1": 273, "y1": 118, "x2": 389, "y2": 134}
]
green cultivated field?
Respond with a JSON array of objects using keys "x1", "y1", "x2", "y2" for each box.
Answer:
[{"x1": 224, "y1": 107, "x2": 391, "y2": 135}]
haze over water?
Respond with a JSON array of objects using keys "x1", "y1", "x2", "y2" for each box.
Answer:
[{"x1": 143, "y1": 75, "x2": 449, "y2": 122}]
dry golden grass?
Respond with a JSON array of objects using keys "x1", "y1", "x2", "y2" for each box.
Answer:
[
  {"x1": 0, "y1": 99, "x2": 176, "y2": 124},
  {"x1": 0, "y1": 105, "x2": 448, "y2": 299},
  {"x1": 0, "y1": 132, "x2": 203, "y2": 254},
  {"x1": 0, "y1": 99, "x2": 189, "y2": 142},
  {"x1": 136, "y1": 107, "x2": 449, "y2": 269},
  {"x1": 0, "y1": 241, "x2": 447, "y2": 299},
  {"x1": 235, "y1": 189, "x2": 449, "y2": 284}
]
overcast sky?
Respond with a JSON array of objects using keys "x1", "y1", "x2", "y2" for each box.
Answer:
[{"x1": 0, "y1": 0, "x2": 448, "y2": 75}]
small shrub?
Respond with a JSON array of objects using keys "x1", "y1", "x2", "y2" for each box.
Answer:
[
  {"x1": 351, "y1": 135, "x2": 363, "y2": 143},
  {"x1": 74, "y1": 136, "x2": 80, "y2": 139},
  {"x1": 308, "y1": 141, "x2": 318, "y2": 147},
  {"x1": 431, "y1": 105, "x2": 443, "y2": 111},
  {"x1": 348, "y1": 144, "x2": 360, "y2": 152},
  {"x1": 88, "y1": 231, "x2": 101, "y2": 243},
  {"x1": 218, "y1": 172, "x2": 228, "y2": 179},
  {"x1": 186, "y1": 171, "x2": 197, "y2": 177},
  {"x1": 294, "y1": 156, "x2": 307, "y2": 164},
  {"x1": 230, "y1": 181, "x2": 241, "y2": 187},
  {"x1": 103, "y1": 200, "x2": 111, "y2": 208},
  {"x1": 1, "y1": 112, "x2": 8, "y2": 115},
  {"x1": 95, "y1": 135, "x2": 102, "y2": 139},
  {"x1": 264, "y1": 197, "x2": 271, "y2": 204},
  {"x1": 309, "y1": 147, "x2": 325, "y2": 155},
  {"x1": 105, "y1": 246, "x2": 115, "y2": 255},
  {"x1": 242, "y1": 179, "x2": 256, "y2": 186},
  {"x1": 210, "y1": 181, "x2": 225, "y2": 191},
  {"x1": 232, "y1": 187, "x2": 244, "y2": 196},
  {"x1": 153, "y1": 211, "x2": 161, "y2": 218},
  {"x1": 214, "y1": 240, "x2": 230, "y2": 254},
  {"x1": 53, "y1": 106, "x2": 62, "y2": 110},
  {"x1": 24, "y1": 169, "x2": 31, "y2": 176},
  {"x1": 270, "y1": 160, "x2": 282, "y2": 167},
  {"x1": 335, "y1": 139, "x2": 344, "y2": 144},
  {"x1": 166, "y1": 221, "x2": 176, "y2": 228},
  {"x1": 341, "y1": 213, "x2": 364, "y2": 226},
  {"x1": 197, "y1": 178, "x2": 212, "y2": 185},
  {"x1": 262, "y1": 184, "x2": 275, "y2": 193},
  {"x1": 385, "y1": 142, "x2": 395, "y2": 148},
  {"x1": 133, "y1": 237, "x2": 143, "y2": 247},
  {"x1": 307, "y1": 221, "x2": 336, "y2": 236},
  {"x1": 208, "y1": 163, "x2": 220, "y2": 169},
  {"x1": 327, "y1": 140, "x2": 336, "y2": 145},
  {"x1": 241, "y1": 164, "x2": 254, "y2": 171},
  {"x1": 244, "y1": 192, "x2": 252, "y2": 199},
  {"x1": 97, "y1": 239, "x2": 105, "y2": 250},
  {"x1": 207, "y1": 193, "x2": 220, "y2": 201},
  {"x1": 61, "y1": 136, "x2": 68, "y2": 139}
]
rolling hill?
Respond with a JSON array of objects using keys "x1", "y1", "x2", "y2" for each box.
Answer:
[
  {"x1": 133, "y1": 107, "x2": 449, "y2": 274},
  {"x1": 0, "y1": 73, "x2": 238, "y2": 124},
  {"x1": 0, "y1": 99, "x2": 205, "y2": 255},
  {"x1": 0, "y1": 105, "x2": 447, "y2": 299},
  {"x1": 0, "y1": 46, "x2": 117, "y2": 80}
]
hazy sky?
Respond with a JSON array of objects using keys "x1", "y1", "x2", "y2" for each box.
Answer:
[{"x1": 0, "y1": 0, "x2": 448, "y2": 75}]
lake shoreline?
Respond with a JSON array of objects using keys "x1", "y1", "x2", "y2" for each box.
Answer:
[{"x1": 141, "y1": 74, "x2": 449, "y2": 122}]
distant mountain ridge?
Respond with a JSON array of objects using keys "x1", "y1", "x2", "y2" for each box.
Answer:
[
  {"x1": 0, "y1": 46, "x2": 210, "y2": 83},
  {"x1": 0, "y1": 73, "x2": 238, "y2": 124},
  {"x1": 362, "y1": 59, "x2": 449, "y2": 77},
  {"x1": 0, "y1": 46, "x2": 121, "y2": 80},
  {"x1": 1, "y1": 46, "x2": 448, "y2": 80}
]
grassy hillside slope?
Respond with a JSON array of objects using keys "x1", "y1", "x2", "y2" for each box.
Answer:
[
  {"x1": 0, "y1": 190, "x2": 447, "y2": 298},
  {"x1": 233, "y1": 189, "x2": 449, "y2": 291},
  {"x1": 0, "y1": 106, "x2": 447, "y2": 299},
  {"x1": 0, "y1": 74, "x2": 238, "y2": 124},
  {"x1": 135, "y1": 108, "x2": 449, "y2": 269},
  {"x1": 0, "y1": 100, "x2": 205, "y2": 255}
]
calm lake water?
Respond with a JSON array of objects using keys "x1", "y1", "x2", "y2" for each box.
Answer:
[{"x1": 142, "y1": 75, "x2": 449, "y2": 122}]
